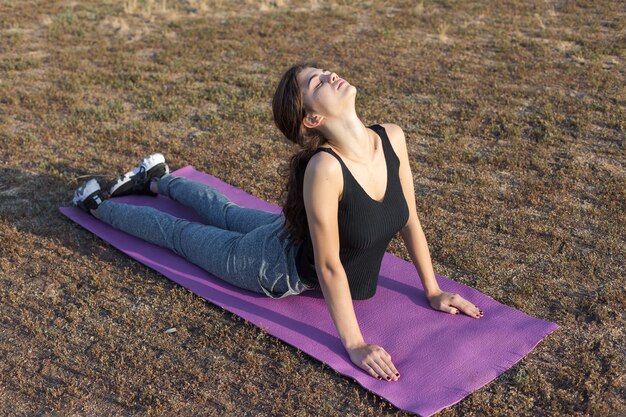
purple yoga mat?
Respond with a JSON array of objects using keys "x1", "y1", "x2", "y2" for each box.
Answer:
[{"x1": 60, "y1": 166, "x2": 558, "y2": 416}]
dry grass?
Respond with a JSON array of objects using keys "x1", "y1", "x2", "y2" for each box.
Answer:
[{"x1": 0, "y1": 0, "x2": 624, "y2": 415}]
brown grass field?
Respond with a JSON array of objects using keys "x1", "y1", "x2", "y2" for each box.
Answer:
[{"x1": 0, "y1": 0, "x2": 624, "y2": 415}]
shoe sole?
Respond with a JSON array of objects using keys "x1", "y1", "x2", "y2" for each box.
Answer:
[
  {"x1": 110, "y1": 162, "x2": 169, "y2": 197},
  {"x1": 110, "y1": 153, "x2": 167, "y2": 196}
]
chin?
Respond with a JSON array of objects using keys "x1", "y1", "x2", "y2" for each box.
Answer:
[{"x1": 348, "y1": 86, "x2": 357, "y2": 100}]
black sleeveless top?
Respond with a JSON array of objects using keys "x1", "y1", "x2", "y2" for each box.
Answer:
[{"x1": 295, "y1": 124, "x2": 410, "y2": 300}]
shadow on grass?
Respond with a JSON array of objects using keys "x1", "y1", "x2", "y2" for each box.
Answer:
[{"x1": 0, "y1": 165, "x2": 129, "y2": 253}]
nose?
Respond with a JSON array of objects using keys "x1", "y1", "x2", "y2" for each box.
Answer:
[{"x1": 327, "y1": 72, "x2": 339, "y2": 84}]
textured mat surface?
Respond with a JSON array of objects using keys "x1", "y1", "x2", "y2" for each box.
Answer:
[{"x1": 60, "y1": 166, "x2": 558, "y2": 416}]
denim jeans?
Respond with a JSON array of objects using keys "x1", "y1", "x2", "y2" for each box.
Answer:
[{"x1": 95, "y1": 174, "x2": 312, "y2": 299}]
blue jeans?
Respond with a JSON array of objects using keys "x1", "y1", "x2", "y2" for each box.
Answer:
[{"x1": 95, "y1": 174, "x2": 312, "y2": 299}]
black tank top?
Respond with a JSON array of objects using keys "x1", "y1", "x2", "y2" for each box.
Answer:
[{"x1": 295, "y1": 124, "x2": 410, "y2": 300}]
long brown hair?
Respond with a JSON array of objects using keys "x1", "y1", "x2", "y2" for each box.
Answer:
[{"x1": 272, "y1": 63, "x2": 327, "y2": 243}]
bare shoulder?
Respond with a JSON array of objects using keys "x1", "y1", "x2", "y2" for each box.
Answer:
[
  {"x1": 304, "y1": 150, "x2": 343, "y2": 199},
  {"x1": 307, "y1": 150, "x2": 342, "y2": 179},
  {"x1": 379, "y1": 123, "x2": 408, "y2": 160}
]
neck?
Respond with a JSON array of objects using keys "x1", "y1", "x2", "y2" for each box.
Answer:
[{"x1": 318, "y1": 112, "x2": 374, "y2": 162}]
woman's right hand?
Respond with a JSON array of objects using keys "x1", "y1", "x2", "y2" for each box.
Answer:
[{"x1": 347, "y1": 343, "x2": 400, "y2": 381}]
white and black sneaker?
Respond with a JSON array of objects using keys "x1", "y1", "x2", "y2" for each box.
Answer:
[
  {"x1": 73, "y1": 178, "x2": 105, "y2": 213},
  {"x1": 109, "y1": 153, "x2": 170, "y2": 198}
]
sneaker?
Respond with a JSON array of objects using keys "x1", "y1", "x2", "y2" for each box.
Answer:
[
  {"x1": 109, "y1": 153, "x2": 170, "y2": 198},
  {"x1": 73, "y1": 178, "x2": 105, "y2": 213}
]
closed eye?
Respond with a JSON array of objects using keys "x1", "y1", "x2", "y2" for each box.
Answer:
[{"x1": 315, "y1": 70, "x2": 329, "y2": 89}]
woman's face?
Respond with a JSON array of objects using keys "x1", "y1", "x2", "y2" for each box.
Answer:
[{"x1": 296, "y1": 67, "x2": 356, "y2": 120}]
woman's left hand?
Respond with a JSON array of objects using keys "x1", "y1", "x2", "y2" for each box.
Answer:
[{"x1": 427, "y1": 291, "x2": 484, "y2": 318}]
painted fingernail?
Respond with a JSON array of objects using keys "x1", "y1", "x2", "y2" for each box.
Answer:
[
  {"x1": 377, "y1": 376, "x2": 382, "y2": 380},
  {"x1": 395, "y1": 373, "x2": 400, "y2": 377},
  {"x1": 386, "y1": 376, "x2": 391, "y2": 381}
]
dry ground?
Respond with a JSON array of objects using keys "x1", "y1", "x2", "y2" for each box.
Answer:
[{"x1": 0, "y1": 0, "x2": 624, "y2": 415}]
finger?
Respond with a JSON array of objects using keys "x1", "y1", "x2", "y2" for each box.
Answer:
[
  {"x1": 466, "y1": 301, "x2": 483, "y2": 318},
  {"x1": 453, "y1": 297, "x2": 482, "y2": 318},
  {"x1": 381, "y1": 349, "x2": 394, "y2": 364},
  {"x1": 378, "y1": 349, "x2": 399, "y2": 376},
  {"x1": 472, "y1": 305, "x2": 485, "y2": 319},
  {"x1": 440, "y1": 304, "x2": 459, "y2": 314},
  {"x1": 388, "y1": 358, "x2": 400, "y2": 378},
  {"x1": 469, "y1": 304, "x2": 485, "y2": 317},
  {"x1": 367, "y1": 360, "x2": 388, "y2": 380},
  {"x1": 382, "y1": 356, "x2": 400, "y2": 380},
  {"x1": 374, "y1": 356, "x2": 396, "y2": 381},
  {"x1": 363, "y1": 363, "x2": 382, "y2": 380},
  {"x1": 458, "y1": 301, "x2": 479, "y2": 317},
  {"x1": 382, "y1": 351, "x2": 400, "y2": 377}
]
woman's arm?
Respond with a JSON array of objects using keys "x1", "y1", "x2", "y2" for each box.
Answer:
[
  {"x1": 383, "y1": 123, "x2": 483, "y2": 318},
  {"x1": 399, "y1": 212, "x2": 441, "y2": 298},
  {"x1": 303, "y1": 152, "x2": 400, "y2": 381}
]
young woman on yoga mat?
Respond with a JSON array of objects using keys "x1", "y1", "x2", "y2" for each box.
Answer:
[{"x1": 72, "y1": 63, "x2": 483, "y2": 383}]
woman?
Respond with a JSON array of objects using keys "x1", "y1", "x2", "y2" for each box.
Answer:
[{"x1": 72, "y1": 63, "x2": 483, "y2": 383}]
